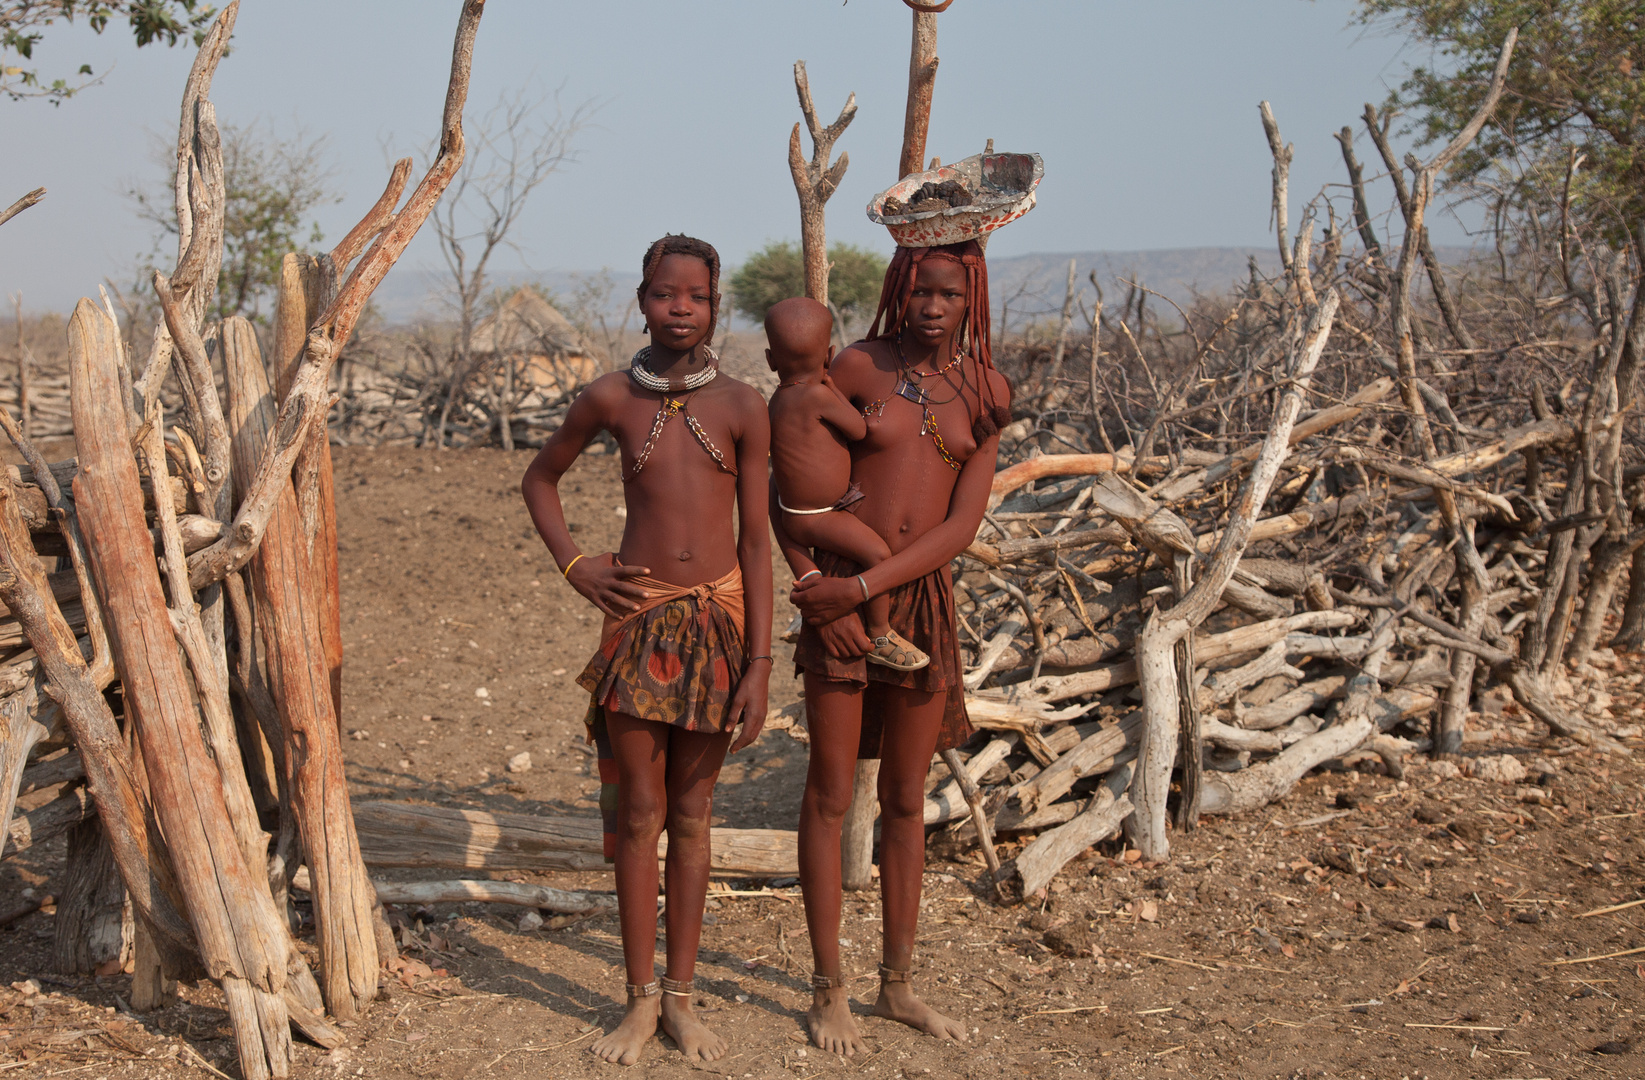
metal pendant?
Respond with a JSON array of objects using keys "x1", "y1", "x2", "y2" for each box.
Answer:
[{"x1": 894, "y1": 378, "x2": 930, "y2": 407}]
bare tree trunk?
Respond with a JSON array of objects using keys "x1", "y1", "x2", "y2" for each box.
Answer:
[
  {"x1": 223, "y1": 318, "x2": 381, "y2": 1021},
  {"x1": 1614, "y1": 544, "x2": 1645, "y2": 651},
  {"x1": 787, "y1": 60, "x2": 856, "y2": 307},
  {"x1": 899, "y1": 8, "x2": 939, "y2": 180},
  {"x1": 185, "y1": 0, "x2": 484, "y2": 590},
  {"x1": 1129, "y1": 291, "x2": 1339, "y2": 860},
  {"x1": 500, "y1": 352, "x2": 515, "y2": 450},
  {"x1": 1040, "y1": 259, "x2": 1079, "y2": 407},
  {"x1": 841, "y1": 759, "x2": 879, "y2": 891},
  {"x1": 54, "y1": 819, "x2": 131, "y2": 976},
  {"x1": 1334, "y1": 126, "x2": 1384, "y2": 276},
  {"x1": 11, "y1": 295, "x2": 28, "y2": 440},
  {"x1": 1572, "y1": 534, "x2": 1645, "y2": 663},
  {"x1": 1259, "y1": 102, "x2": 1293, "y2": 275}
]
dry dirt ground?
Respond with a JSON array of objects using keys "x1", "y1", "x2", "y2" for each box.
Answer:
[{"x1": 5, "y1": 444, "x2": 1645, "y2": 1079}]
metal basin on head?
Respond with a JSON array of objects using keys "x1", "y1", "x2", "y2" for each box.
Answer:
[{"x1": 867, "y1": 151, "x2": 1043, "y2": 248}]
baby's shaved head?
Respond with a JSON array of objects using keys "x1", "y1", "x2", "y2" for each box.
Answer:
[{"x1": 765, "y1": 297, "x2": 833, "y2": 366}]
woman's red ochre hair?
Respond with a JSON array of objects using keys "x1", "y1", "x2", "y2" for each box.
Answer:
[{"x1": 866, "y1": 239, "x2": 1011, "y2": 442}]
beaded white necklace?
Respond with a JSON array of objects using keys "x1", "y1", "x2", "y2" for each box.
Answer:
[{"x1": 629, "y1": 345, "x2": 719, "y2": 394}]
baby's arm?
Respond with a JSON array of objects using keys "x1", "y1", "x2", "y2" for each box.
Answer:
[
  {"x1": 815, "y1": 379, "x2": 868, "y2": 442},
  {"x1": 770, "y1": 476, "x2": 821, "y2": 582}
]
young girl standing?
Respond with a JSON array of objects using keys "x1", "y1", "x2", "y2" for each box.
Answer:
[{"x1": 521, "y1": 235, "x2": 773, "y2": 1066}]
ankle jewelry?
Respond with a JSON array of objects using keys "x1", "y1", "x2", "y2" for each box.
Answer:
[
  {"x1": 810, "y1": 972, "x2": 842, "y2": 990},
  {"x1": 877, "y1": 964, "x2": 911, "y2": 984},
  {"x1": 658, "y1": 976, "x2": 693, "y2": 997},
  {"x1": 626, "y1": 979, "x2": 661, "y2": 998}
]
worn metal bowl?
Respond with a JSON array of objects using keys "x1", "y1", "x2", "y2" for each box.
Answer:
[{"x1": 866, "y1": 151, "x2": 1043, "y2": 248}]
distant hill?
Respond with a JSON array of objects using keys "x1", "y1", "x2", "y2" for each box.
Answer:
[
  {"x1": 986, "y1": 247, "x2": 1282, "y2": 319},
  {"x1": 367, "y1": 244, "x2": 1479, "y2": 327}
]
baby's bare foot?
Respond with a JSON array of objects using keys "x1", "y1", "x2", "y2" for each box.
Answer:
[
  {"x1": 590, "y1": 990, "x2": 661, "y2": 1066},
  {"x1": 871, "y1": 978, "x2": 967, "y2": 1043},
  {"x1": 808, "y1": 985, "x2": 867, "y2": 1057},
  {"x1": 660, "y1": 990, "x2": 727, "y2": 1062}
]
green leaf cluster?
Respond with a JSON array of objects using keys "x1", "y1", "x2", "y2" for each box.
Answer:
[
  {"x1": 1359, "y1": 0, "x2": 1645, "y2": 239},
  {"x1": 727, "y1": 239, "x2": 889, "y2": 324},
  {"x1": 130, "y1": 123, "x2": 336, "y2": 323},
  {"x1": 2, "y1": 1, "x2": 216, "y2": 102}
]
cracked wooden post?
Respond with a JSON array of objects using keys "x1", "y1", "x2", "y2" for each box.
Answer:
[
  {"x1": 272, "y1": 253, "x2": 345, "y2": 727},
  {"x1": 224, "y1": 316, "x2": 380, "y2": 1021},
  {"x1": 70, "y1": 298, "x2": 293, "y2": 1080},
  {"x1": 840, "y1": 758, "x2": 880, "y2": 892}
]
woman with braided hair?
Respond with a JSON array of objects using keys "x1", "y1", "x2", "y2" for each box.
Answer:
[
  {"x1": 522, "y1": 234, "x2": 773, "y2": 1065},
  {"x1": 776, "y1": 238, "x2": 1011, "y2": 1054}
]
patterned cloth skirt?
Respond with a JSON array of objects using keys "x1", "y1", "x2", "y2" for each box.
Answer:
[
  {"x1": 578, "y1": 586, "x2": 746, "y2": 859},
  {"x1": 793, "y1": 549, "x2": 973, "y2": 758}
]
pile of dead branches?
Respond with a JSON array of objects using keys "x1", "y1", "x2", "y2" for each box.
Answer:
[{"x1": 879, "y1": 30, "x2": 1644, "y2": 898}]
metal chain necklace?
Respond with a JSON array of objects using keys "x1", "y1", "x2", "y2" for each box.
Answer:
[
  {"x1": 629, "y1": 345, "x2": 719, "y2": 394},
  {"x1": 624, "y1": 394, "x2": 738, "y2": 482},
  {"x1": 860, "y1": 334, "x2": 968, "y2": 470}
]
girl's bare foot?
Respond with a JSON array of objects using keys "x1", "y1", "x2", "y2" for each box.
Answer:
[
  {"x1": 871, "y1": 974, "x2": 967, "y2": 1043},
  {"x1": 659, "y1": 985, "x2": 727, "y2": 1062},
  {"x1": 590, "y1": 988, "x2": 661, "y2": 1066},
  {"x1": 808, "y1": 983, "x2": 867, "y2": 1057}
]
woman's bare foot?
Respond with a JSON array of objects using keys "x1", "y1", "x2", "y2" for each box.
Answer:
[
  {"x1": 590, "y1": 993, "x2": 661, "y2": 1066},
  {"x1": 871, "y1": 979, "x2": 967, "y2": 1042},
  {"x1": 660, "y1": 993, "x2": 727, "y2": 1062},
  {"x1": 808, "y1": 985, "x2": 868, "y2": 1057}
]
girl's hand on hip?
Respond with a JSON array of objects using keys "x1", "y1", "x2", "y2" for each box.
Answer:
[{"x1": 566, "y1": 553, "x2": 653, "y2": 619}]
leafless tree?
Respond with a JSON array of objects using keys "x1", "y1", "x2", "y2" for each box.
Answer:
[
  {"x1": 425, "y1": 85, "x2": 594, "y2": 450},
  {"x1": 559, "y1": 268, "x2": 633, "y2": 372}
]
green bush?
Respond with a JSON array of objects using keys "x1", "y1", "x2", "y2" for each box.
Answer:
[{"x1": 728, "y1": 240, "x2": 889, "y2": 324}]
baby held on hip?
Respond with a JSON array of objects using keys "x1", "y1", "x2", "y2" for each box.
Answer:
[{"x1": 764, "y1": 297, "x2": 928, "y2": 671}]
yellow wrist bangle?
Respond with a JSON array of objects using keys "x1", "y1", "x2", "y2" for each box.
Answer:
[{"x1": 562, "y1": 553, "x2": 586, "y2": 579}]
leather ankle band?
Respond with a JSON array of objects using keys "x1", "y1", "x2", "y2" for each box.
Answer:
[
  {"x1": 878, "y1": 964, "x2": 911, "y2": 984},
  {"x1": 810, "y1": 972, "x2": 842, "y2": 990},
  {"x1": 626, "y1": 979, "x2": 661, "y2": 998},
  {"x1": 658, "y1": 976, "x2": 693, "y2": 997}
]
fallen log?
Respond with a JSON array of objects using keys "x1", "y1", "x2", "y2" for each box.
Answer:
[
  {"x1": 1012, "y1": 712, "x2": 1143, "y2": 814},
  {"x1": 990, "y1": 453, "x2": 1130, "y2": 500},
  {"x1": 925, "y1": 736, "x2": 1016, "y2": 825},
  {"x1": 1202, "y1": 717, "x2": 1283, "y2": 753},
  {"x1": 291, "y1": 866, "x2": 616, "y2": 915},
  {"x1": 1015, "y1": 765, "x2": 1135, "y2": 897},
  {"x1": 5, "y1": 783, "x2": 92, "y2": 857},
  {"x1": 1018, "y1": 610, "x2": 1357, "y2": 704},
  {"x1": 352, "y1": 801, "x2": 799, "y2": 877}
]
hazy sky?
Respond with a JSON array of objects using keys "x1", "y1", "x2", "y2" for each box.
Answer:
[{"x1": 1, "y1": 0, "x2": 1461, "y2": 314}]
